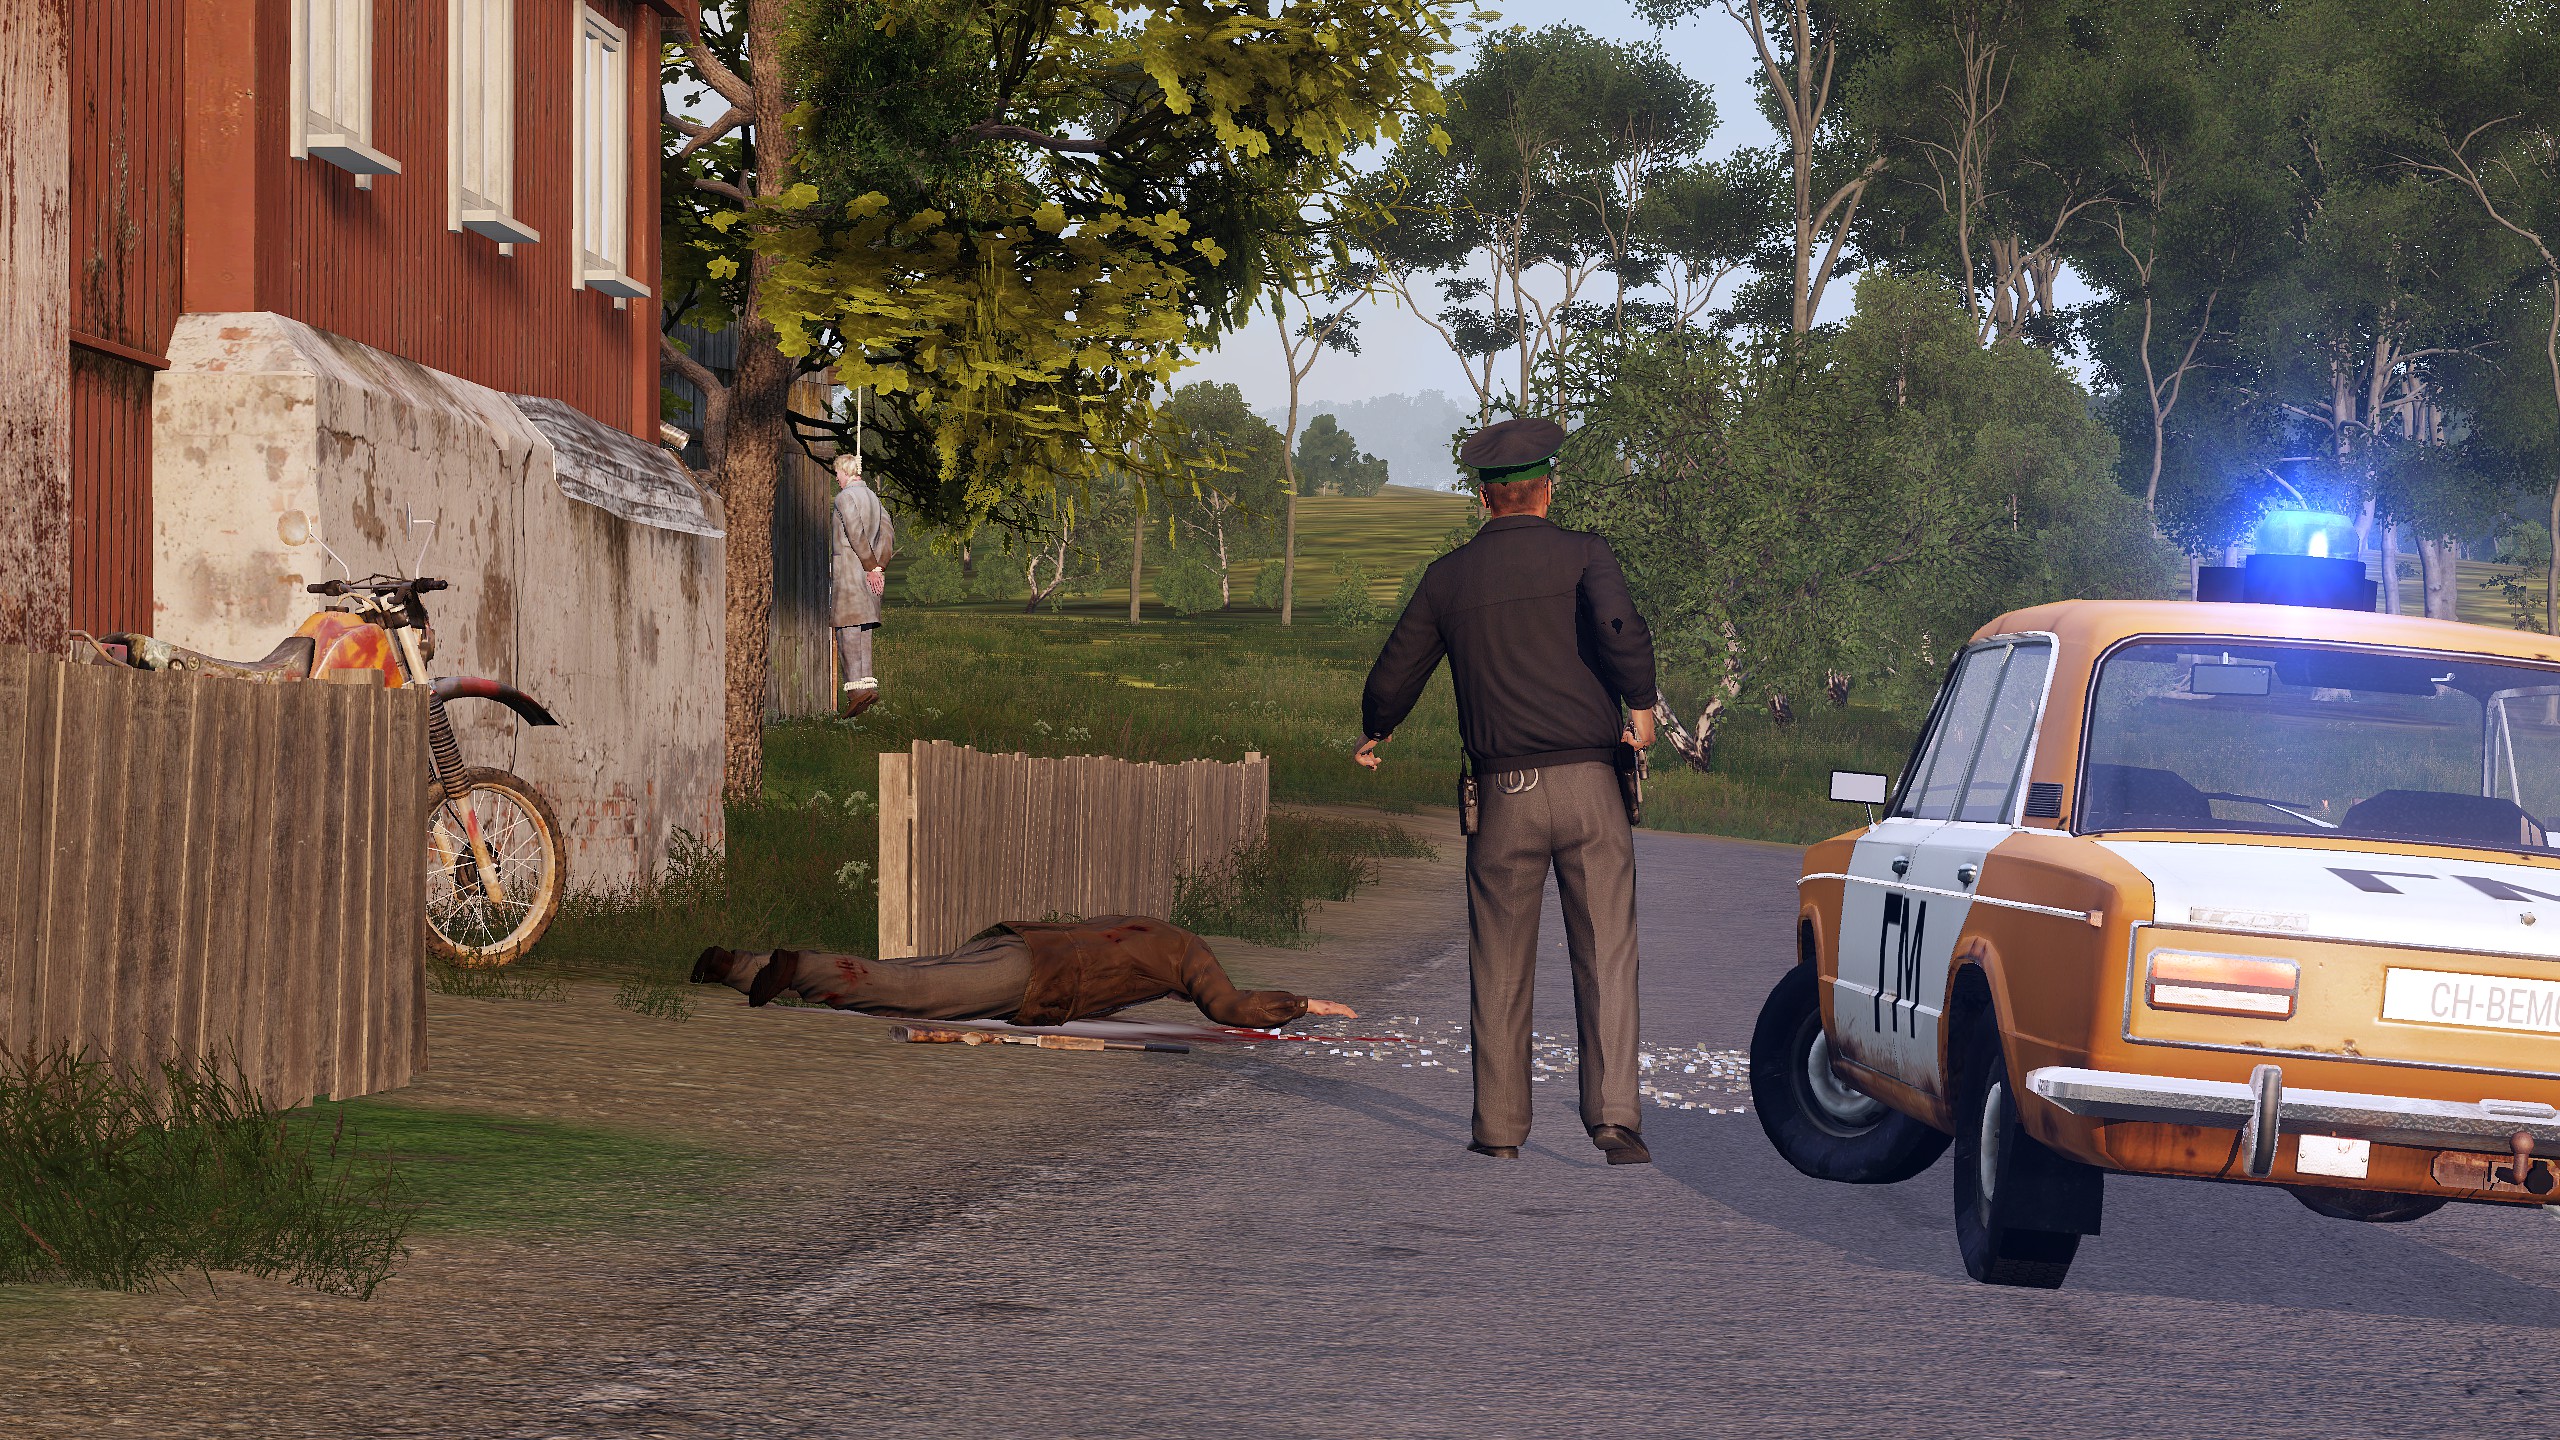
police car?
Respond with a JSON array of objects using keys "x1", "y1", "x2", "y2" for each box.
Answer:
[{"x1": 1752, "y1": 513, "x2": 2560, "y2": 1287}]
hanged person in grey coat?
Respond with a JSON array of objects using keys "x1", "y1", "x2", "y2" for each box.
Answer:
[{"x1": 831, "y1": 452, "x2": 896, "y2": 717}]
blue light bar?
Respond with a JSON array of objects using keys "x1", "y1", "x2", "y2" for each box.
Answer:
[{"x1": 2255, "y1": 509, "x2": 2356, "y2": 560}]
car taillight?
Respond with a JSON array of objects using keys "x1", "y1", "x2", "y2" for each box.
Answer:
[{"x1": 2146, "y1": 951, "x2": 2299, "y2": 1020}]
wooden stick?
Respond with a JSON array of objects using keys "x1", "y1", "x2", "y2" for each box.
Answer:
[{"x1": 887, "y1": 1023, "x2": 1188, "y2": 1054}]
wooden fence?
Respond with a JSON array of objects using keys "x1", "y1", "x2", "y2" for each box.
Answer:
[
  {"x1": 877, "y1": 740, "x2": 1270, "y2": 957},
  {"x1": 766, "y1": 376, "x2": 838, "y2": 719},
  {"x1": 0, "y1": 646, "x2": 428, "y2": 1105}
]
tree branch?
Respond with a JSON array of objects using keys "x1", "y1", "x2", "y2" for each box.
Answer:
[
  {"x1": 956, "y1": 121, "x2": 1108, "y2": 154},
  {"x1": 691, "y1": 175, "x2": 750, "y2": 203},
  {"x1": 668, "y1": 104, "x2": 748, "y2": 162},
  {"x1": 681, "y1": 39, "x2": 754, "y2": 109},
  {"x1": 660, "y1": 332, "x2": 732, "y2": 479}
]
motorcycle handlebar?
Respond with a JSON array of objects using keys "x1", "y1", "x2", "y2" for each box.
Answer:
[{"x1": 303, "y1": 576, "x2": 447, "y2": 597}]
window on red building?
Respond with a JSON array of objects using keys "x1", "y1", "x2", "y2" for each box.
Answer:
[
  {"x1": 293, "y1": 0, "x2": 401, "y2": 181},
  {"x1": 451, "y1": 0, "x2": 538, "y2": 245},
  {"x1": 573, "y1": 5, "x2": 648, "y2": 300}
]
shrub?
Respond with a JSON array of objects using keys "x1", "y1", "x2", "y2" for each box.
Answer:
[
  {"x1": 1158, "y1": 554, "x2": 1225, "y2": 615},
  {"x1": 1172, "y1": 813, "x2": 1434, "y2": 945},
  {"x1": 1251, "y1": 558, "x2": 1290, "y2": 611},
  {"x1": 0, "y1": 1050, "x2": 413, "y2": 1296},
  {"x1": 967, "y1": 555, "x2": 1025, "y2": 602},
  {"x1": 1327, "y1": 560, "x2": 1381, "y2": 628},
  {"x1": 1392, "y1": 557, "x2": 1431, "y2": 616},
  {"x1": 903, "y1": 551, "x2": 968, "y2": 606}
]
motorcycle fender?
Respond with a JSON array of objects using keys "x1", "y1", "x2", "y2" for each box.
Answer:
[{"x1": 432, "y1": 677, "x2": 561, "y2": 727}]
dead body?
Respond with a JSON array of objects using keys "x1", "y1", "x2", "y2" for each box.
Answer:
[{"x1": 691, "y1": 915, "x2": 1354, "y2": 1029}]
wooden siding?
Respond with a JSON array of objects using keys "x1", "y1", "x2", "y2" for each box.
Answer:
[
  {"x1": 67, "y1": 0, "x2": 181, "y2": 638},
  {"x1": 68, "y1": 352, "x2": 156, "y2": 635},
  {"x1": 877, "y1": 741, "x2": 1271, "y2": 958},
  {"x1": 0, "y1": 646, "x2": 428, "y2": 1105},
  {"x1": 2, "y1": 0, "x2": 72, "y2": 654},
  {"x1": 189, "y1": 0, "x2": 664, "y2": 437}
]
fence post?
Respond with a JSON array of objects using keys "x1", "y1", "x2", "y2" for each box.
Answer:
[{"x1": 877, "y1": 745, "x2": 916, "y2": 958}]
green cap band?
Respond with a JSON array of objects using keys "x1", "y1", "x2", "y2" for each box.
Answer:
[{"x1": 1475, "y1": 458, "x2": 1554, "y2": 484}]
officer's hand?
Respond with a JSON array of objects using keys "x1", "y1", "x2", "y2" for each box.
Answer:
[
  {"x1": 1355, "y1": 736, "x2": 1388, "y2": 771},
  {"x1": 1627, "y1": 707, "x2": 1657, "y2": 750}
]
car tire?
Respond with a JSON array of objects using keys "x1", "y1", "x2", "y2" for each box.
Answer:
[
  {"x1": 1749, "y1": 964, "x2": 1951, "y2": 1184},
  {"x1": 1951, "y1": 1006, "x2": 2102, "y2": 1289},
  {"x1": 2287, "y1": 1185, "x2": 2446, "y2": 1224}
]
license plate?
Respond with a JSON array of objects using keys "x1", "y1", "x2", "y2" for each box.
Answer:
[{"x1": 2382, "y1": 968, "x2": 2560, "y2": 1035}]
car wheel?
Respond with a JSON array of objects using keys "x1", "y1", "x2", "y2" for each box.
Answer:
[
  {"x1": 1749, "y1": 964, "x2": 1951, "y2": 1184},
  {"x1": 2288, "y1": 1185, "x2": 2446, "y2": 1224},
  {"x1": 1951, "y1": 1007, "x2": 2103, "y2": 1289}
]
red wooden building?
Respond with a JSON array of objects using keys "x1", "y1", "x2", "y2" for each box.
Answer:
[{"x1": 5, "y1": 0, "x2": 727, "y2": 886}]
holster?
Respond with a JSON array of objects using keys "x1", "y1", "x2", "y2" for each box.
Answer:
[
  {"x1": 1614, "y1": 741, "x2": 1646, "y2": 827},
  {"x1": 1459, "y1": 762, "x2": 1481, "y2": 837}
]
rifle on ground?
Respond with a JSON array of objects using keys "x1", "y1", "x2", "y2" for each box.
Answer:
[{"x1": 887, "y1": 1023, "x2": 1190, "y2": 1055}]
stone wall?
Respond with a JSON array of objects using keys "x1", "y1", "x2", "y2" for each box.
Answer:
[{"x1": 150, "y1": 312, "x2": 725, "y2": 888}]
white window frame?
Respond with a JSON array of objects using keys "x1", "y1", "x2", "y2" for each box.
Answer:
[
  {"x1": 449, "y1": 0, "x2": 539, "y2": 245},
  {"x1": 291, "y1": 0, "x2": 401, "y2": 181},
  {"x1": 573, "y1": 5, "x2": 650, "y2": 299}
]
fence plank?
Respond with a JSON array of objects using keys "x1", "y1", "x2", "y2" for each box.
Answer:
[{"x1": 0, "y1": 649, "x2": 422, "y2": 1105}]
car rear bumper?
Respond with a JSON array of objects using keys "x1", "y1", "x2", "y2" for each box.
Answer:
[{"x1": 2025, "y1": 1065, "x2": 2560, "y2": 1156}]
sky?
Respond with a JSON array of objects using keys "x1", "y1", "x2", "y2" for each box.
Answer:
[{"x1": 1178, "y1": 0, "x2": 1776, "y2": 414}]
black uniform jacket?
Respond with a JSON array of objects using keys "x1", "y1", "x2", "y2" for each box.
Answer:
[{"x1": 1360, "y1": 514, "x2": 1659, "y2": 772}]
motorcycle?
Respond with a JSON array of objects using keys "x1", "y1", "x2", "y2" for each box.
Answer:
[{"x1": 80, "y1": 571, "x2": 569, "y2": 968}]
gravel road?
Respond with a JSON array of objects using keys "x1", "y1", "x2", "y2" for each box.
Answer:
[{"x1": 7, "y1": 816, "x2": 2554, "y2": 1437}]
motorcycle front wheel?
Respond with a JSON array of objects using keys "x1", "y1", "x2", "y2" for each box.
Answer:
[{"x1": 425, "y1": 766, "x2": 566, "y2": 967}]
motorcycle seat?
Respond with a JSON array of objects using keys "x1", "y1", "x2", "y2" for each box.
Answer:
[{"x1": 111, "y1": 632, "x2": 316, "y2": 681}]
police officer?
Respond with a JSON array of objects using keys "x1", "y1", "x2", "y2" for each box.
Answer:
[{"x1": 1356, "y1": 418, "x2": 1659, "y2": 1165}]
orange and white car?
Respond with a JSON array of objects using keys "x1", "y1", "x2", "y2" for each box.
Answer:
[{"x1": 1751, "y1": 591, "x2": 2560, "y2": 1288}]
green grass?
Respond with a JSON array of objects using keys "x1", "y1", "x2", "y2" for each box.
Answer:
[
  {"x1": 292, "y1": 1099, "x2": 741, "y2": 1236},
  {"x1": 0, "y1": 1051, "x2": 410, "y2": 1297}
]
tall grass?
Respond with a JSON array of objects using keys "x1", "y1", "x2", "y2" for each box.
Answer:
[
  {"x1": 1172, "y1": 813, "x2": 1436, "y2": 946},
  {"x1": 0, "y1": 1050, "x2": 412, "y2": 1297}
]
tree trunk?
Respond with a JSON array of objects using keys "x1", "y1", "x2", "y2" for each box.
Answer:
[
  {"x1": 1280, "y1": 492, "x2": 1298, "y2": 625},
  {"x1": 713, "y1": 0, "x2": 801, "y2": 805},
  {"x1": 2422, "y1": 536, "x2": 2462, "y2": 622},
  {"x1": 1127, "y1": 503, "x2": 1143, "y2": 624},
  {"x1": 2382, "y1": 523, "x2": 2404, "y2": 616}
]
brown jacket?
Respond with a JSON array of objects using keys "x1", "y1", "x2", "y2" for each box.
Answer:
[{"x1": 989, "y1": 916, "x2": 1311, "y2": 1029}]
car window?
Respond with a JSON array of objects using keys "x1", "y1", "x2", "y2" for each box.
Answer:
[
  {"x1": 1897, "y1": 647, "x2": 2011, "y2": 821},
  {"x1": 2081, "y1": 639, "x2": 2560, "y2": 854},
  {"x1": 1957, "y1": 644, "x2": 2049, "y2": 823}
]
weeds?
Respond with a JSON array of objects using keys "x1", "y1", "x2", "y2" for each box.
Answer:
[
  {"x1": 1173, "y1": 813, "x2": 1435, "y2": 946},
  {"x1": 426, "y1": 961, "x2": 565, "y2": 1003},
  {"x1": 0, "y1": 1050, "x2": 413, "y2": 1297},
  {"x1": 613, "y1": 977, "x2": 695, "y2": 1022}
]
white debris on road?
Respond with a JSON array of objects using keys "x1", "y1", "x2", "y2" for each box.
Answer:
[{"x1": 1242, "y1": 1017, "x2": 1752, "y2": 1114}]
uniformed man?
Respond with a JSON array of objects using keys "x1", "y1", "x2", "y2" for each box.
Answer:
[
  {"x1": 831, "y1": 451, "x2": 895, "y2": 718},
  {"x1": 1356, "y1": 417, "x2": 1659, "y2": 1165}
]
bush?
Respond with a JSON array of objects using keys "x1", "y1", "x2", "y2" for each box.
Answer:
[
  {"x1": 1158, "y1": 554, "x2": 1225, "y2": 615},
  {"x1": 967, "y1": 555, "x2": 1025, "y2": 602},
  {"x1": 1392, "y1": 557, "x2": 1431, "y2": 616},
  {"x1": 903, "y1": 551, "x2": 968, "y2": 606},
  {"x1": 0, "y1": 1050, "x2": 413, "y2": 1296},
  {"x1": 1327, "y1": 560, "x2": 1381, "y2": 628},
  {"x1": 1251, "y1": 558, "x2": 1291, "y2": 611},
  {"x1": 1172, "y1": 813, "x2": 1435, "y2": 945}
]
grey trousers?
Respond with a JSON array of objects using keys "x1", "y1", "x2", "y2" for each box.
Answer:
[
  {"x1": 1466, "y1": 759, "x2": 1641, "y2": 1147},
  {"x1": 834, "y1": 623, "x2": 878, "y2": 685}
]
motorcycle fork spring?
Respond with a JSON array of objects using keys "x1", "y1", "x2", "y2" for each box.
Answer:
[{"x1": 426, "y1": 694, "x2": 471, "y2": 806}]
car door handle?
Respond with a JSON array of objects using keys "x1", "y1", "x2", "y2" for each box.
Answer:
[
  {"x1": 1891, "y1": 855, "x2": 1911, "y2": 877},
  {"x1": 1956, "y1": 863, "x2": 1980, "y2": 888}
]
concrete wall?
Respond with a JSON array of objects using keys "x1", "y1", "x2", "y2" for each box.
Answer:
[
  {"x1": 0, "y1": 0, "x2": 70, "y2": 652},
  {"x1": 150, "y1": 312, "x2": 725, "y2": 888}
]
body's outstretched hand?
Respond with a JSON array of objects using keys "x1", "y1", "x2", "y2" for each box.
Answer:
[
  {"x1": 1305, "y1": 999, "x2": 1358, "y2": 1018},
  {"x1": 1354, "y1": 736, "x2": 1388, "y2": 771}
]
